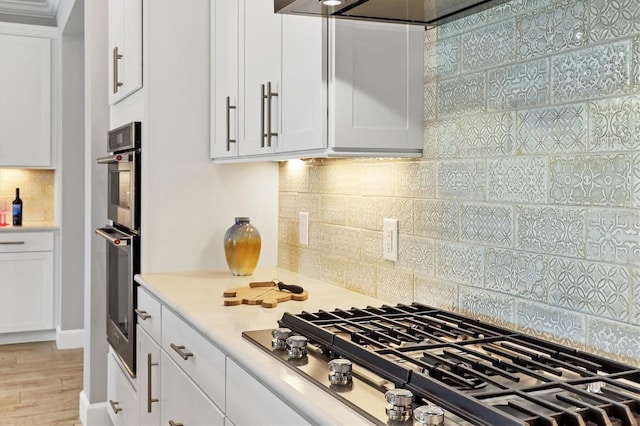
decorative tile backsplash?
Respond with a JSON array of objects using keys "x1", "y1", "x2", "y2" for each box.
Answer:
[
  {"x1": 0, "y1": 169, "x2": 54, "y2": 222},
  {"x1": 278, "y1": 0, "x2": 640, "y2": 365}
]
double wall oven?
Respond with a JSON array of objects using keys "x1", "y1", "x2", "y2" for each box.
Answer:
[{"x1": 96, "y1": 121, "x2": 141, "y2": 376}]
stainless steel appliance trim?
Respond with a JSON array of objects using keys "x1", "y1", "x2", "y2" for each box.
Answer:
[{"x1": 95, "y1": 227, "x2": 132, "y2": 246}]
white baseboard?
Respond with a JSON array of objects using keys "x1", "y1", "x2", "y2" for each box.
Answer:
[
  {"x1": 0, "y1": 330, "x2": 55, "y2": 345},
  {"x1": 79, "y1": 390, "x2": 110, "y2": 426},
  {"x1": 56, "y1": 326, "x2": 84, "y2": 349}
]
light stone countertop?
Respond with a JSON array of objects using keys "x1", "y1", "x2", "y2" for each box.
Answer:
[
  {"x1": 0, "y1": 221, "x2": 59, "y2": 232},
  {"x1": 135, "y1": 266, "x2": 386, "y2": 425}
]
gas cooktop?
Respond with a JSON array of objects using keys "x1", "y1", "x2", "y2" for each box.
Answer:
[{"x1": 243, "y1": 303, "x2": 640, "y2": 426}]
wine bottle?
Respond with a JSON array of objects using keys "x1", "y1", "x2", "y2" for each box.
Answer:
[{"x1": 12, "y1": 188, "x2": 22, "y2": 226}]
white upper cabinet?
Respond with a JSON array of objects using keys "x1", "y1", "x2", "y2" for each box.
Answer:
[
  {"x1": 211, "y1": 4, "x2": 423, "y2": 161},
  {"x1": 108, "y1": 0, "x2": 142, "y2": 105},
  {"x1": 0, "y1": 34, "x2": 52, "y2": 167}
]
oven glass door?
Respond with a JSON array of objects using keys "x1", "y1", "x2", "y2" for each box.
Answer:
[
  {"x1": 96, "y1": 226, "x2": 139, "y2": 375},
  {"x1": 99, "y1": 152, "x2": 139, "y2": 230}
]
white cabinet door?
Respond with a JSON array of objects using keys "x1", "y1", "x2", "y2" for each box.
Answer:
[
  {"x1": 277, "y1": 15, "x2": 325, "y2": 154},
  {"x1": 0, "y1": 34, "x2": 51, "y2": 167},
  {"x1": 237, "y1": 0, "x2": 281, "y2": 157},
  {"x1": 211, "y1": 0, "x2": 240, "y2": 159},
  {"x1": 107, "y1": 351, "x2": 140, "y2": 426},
  {"x1": 330, "y1": 20, "x2": 423, "y2": 153},
  {"x1": 160, "y1": 352, "x2": 225, "y2": 426},
  {"x1": 0, "y1": 252, "x2": 53, "y2": 333},
  {"x1": 226, "y1": 359, "x2": 309, "y2": 426},
  {"x1": 137, "y1": 326, "x2": 160, "y2": 426},
  {"x1": 108, "y1": 0, "x2": 143, "y2": 104}
]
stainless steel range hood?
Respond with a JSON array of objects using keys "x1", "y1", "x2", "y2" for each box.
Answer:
[{"x1": 274, "y1": 0, "x2": 511, "y2": 27}]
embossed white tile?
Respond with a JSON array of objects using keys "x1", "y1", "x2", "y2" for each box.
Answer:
[
  {"x1": 345, "y1": 260, "x2": 377, "y2": 298},
  {"x1": 459, "y1": 286, "x2": 515, "y2": 327},
  {"x1": 333, "y1": 162, "x2": 363, "y2": 195},
  {"x1": 277, "y1": 243, "x2": 299, "y2": 272},
  {"x1": 333, "y1": 226, "x2": 361, "y2": 260},
  {"x1": 631, "y1": 268, "x2": 640, "y2": 324},
  {"x1": 279, "y1": 161, "x2": 309, "y2": 192},
  {"x1": 516, "y1": 301, "x2": 586, "y2": 348},
  {"x1": 551, "y1": 40, "x2": 631, "y2": 103},
  {"x1": 589, "y1": 0, "x2": 640, "y2": 42},
  {"x1": 486, "y1": 248, "x2": 546, "y2": 301},
  {"x1": 297, "y1": 193, "x2": 320, "y2": 221},
  {"x1": 308, "y1": 222, "x2": 334, "y2": 252},
  {"x1": 377, "y1": 198, "x2": 414, "y2": 234},
  {"x1": 279, "y1": 219, "x2": 299, "y2": 245},
  {"x1": 437, "y1": 160, "x2": 485, "y2": 200},
  {"x1": 346, "y1": 196, "x2": 377, "y2": 231},
  {"x1": 377, "y1": 267, "x2": 414, "y2": 304},
  {"x1": 488, "y1": 58, "x2": 549, "y2": 111},
  {"x1": 487, "y1": 157, "x2": 547, "y2": 203},
  {"x1": 460, "y1": 204, "x2": 513, "y2": 247},
  {"x1": 424, "y1": 82, "x2": 437, "y2": 122},
  {"x1": 587, "y1": 208, "x2": 640, "y2": 267},
  {"x1": 634, "y1": 154, "x2": 640, "y2": 208},
  {"x1": 438, "y1": 73, "x2": 486, "y2": 119},
  {"x1": 361, "y1": 230, "x2": 386, "y2": 266},
  {"x1": 587, "y1": 317, "x2": 640, "y2": 364},
  {"x1": 548, "y1": 257, "x2": 630, "y2": 321},
  {"x1": 299, "y1": 249, "x2": 322, "y2": 280},
  {"x1": 551, "y1": 154, "x2": 631, "y2": 207},
  {"x1": 395, "y1": 161, "x2": 436, "y2": 199},
  {"x1": 634, "y1": 37, "x2": 640, "y2": 91},
  {"x1": 424, "y1": 36, "x2": 461, "y2": 82},
  {"x1": 517, "y1": 104, "x2": 587, "y2": 154},
  {"x1": 279, "y1": 193, "x2": 298, "y2": 219},
  {"x1": 319, "y1": 254, "x2": 346, "y2": 287},
  {"x1": 436, "y1": 242, "x2": 485, "y2": 286},
  {"x1": 414, "y1": 276, "x2": 458, "y2": 312},
  {"x1": 516, "y1": 0, "x2": 587, "y2": 59},
  {"x1": 486, "y1": 0, "x2": 554, "y2": 21},
  {"x1": 516, "y1": 206, "x2": 586, "y2": 257},
  {"x1": 462, "y1": 19, "x2": 516, "y2": 72},
  {"x1": 414, "y1": 200, "x2": 459, "y2": 240},
  {"x1": 588, "y1": 96, "x2": 640, "y2": 152},
  {"x1": 396, "y1": 236, "x2": 435, "y2": 276},
  {"x1": 426, "y1": 113, "x2": 516, "y2": 159},
  {"x1": 319, "y1": 195, "x2": 347, "y2": 225},
  {"x1": 437, "y1": 12, "x2": 485, "y2": 38},
  {"x1": 362, "y1": 163, "x2": 395, "y2": 196}
]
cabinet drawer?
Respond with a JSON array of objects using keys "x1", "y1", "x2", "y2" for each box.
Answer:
[
  {"x1": 160, "y1": 352, "x2": 224, "y2": 426},
  {"x1": 107, "y1": 350, "x2": 140, "y2": 426},
  {"x1": 136, "y1": 287, "x2": 162, "y2": 343},
  {"x1": 0, "y1": 232, "x2": 53, "y2": 253},
  {"x1": 162, "y1": 308, "x2": 225, "y2": 410}
]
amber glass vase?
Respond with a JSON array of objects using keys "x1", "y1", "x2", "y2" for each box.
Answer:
[{"x1": 223, "y1": 217, "x2": 261, "y2": 276}]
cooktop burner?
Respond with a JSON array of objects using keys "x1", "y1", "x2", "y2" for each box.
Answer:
[{"x1": 243, "y1": 303, "x2": 640, "y2": 426}]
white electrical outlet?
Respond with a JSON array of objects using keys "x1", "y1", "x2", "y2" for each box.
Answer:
[
  {"x1": 299, "y1": 212, "x2": 309, "y2": 245},
  {"x1": 383, "y1": 218, "x2": 398, "y2": 261}
]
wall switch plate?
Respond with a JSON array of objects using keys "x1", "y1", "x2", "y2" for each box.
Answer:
[
  {"x1": 383, "y1": 218, "x2": 398, "y2": 261},
  {"x1": 299, "y1": 212, "x2": 309, "y2": 245}
]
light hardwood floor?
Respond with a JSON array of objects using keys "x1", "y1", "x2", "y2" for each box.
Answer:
[{"x1": 0, "y1": 341, "x2": 83, "y2": 425}]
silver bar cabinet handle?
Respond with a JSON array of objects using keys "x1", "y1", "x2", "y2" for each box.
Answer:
[
  {"x1": 135, "y1": 309, "x2": 151, "y2": 320},
  {"x1": 260, "y1": 84, "x2": 266, "y2": 148},
  {"x1": 226, "y1": 96, "x2": 236, "y2": 151},
  {"x1": 109, "y1": 400, "x2": 122, "y2": 414},
  {"x1": 112, "y1": 47, "x2": 123, "y2": 94},
  {"x1": 147, "y1": 353, "x2": 159, "y2": 413},
  {"x1": 266, "y1": 81, "x2": 278, "y2": 147},
  {"x1": 0, "y1": 241, "x2": 25, "y2": 245},
  {"x1": 170, "y1": 343, "x2": 193, "y2": 360},
  {"x1": 169, "y1": 421, "x2": 184, "y2": 426}
]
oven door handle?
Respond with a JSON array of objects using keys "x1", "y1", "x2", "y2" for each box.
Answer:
[
  {"x1": 97, "y1": 152, "x2": 135, "y2": 164},
  {"x1": 95, "y1": 227, "x2": 132, "y2": 247}
]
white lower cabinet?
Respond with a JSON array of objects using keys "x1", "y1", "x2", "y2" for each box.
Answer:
[
  {"x1": 107, "y1": 350, "x2": 140, "y2": 426},
  {"x1": 160, "y1": 351, "x2": 225, "y2": 426},
  {"x1": 0, "y1": 232, "x2": 54, "y2": 333},
  {"x1": 226, "y1": 359, "x2": 309, "y2": 426}
]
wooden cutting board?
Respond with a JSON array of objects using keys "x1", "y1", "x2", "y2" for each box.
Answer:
[{"x1": 223, "y1": 285, "x2": 308, "y2": 308}]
